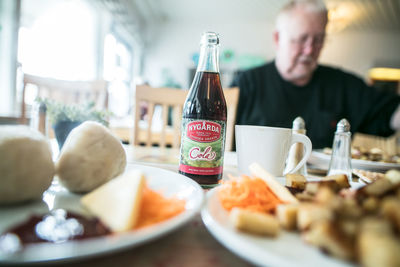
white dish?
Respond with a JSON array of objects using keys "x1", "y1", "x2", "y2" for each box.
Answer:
[
  {"x1": 201, "y1": 184, "x2": 355, "y2": 267},
  {"x1": 0, "y1": 164, "x2": 204, "y2": 264},
  {"x1": 308, "y1": 149, "x2": 400, "y2": 172}
]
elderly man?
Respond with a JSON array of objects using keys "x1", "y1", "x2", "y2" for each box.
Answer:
[{"x1": 232, "y1": 0, "x2": 400, "y2": 148}]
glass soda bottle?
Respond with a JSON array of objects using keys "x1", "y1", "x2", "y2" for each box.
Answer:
[{"x1": 179, "y1": 32, "x2": 227, "y2": 188}]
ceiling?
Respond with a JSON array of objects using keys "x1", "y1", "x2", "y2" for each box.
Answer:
[{"x1": 128, "y1": 0, "x2": 400, "y2": 32}]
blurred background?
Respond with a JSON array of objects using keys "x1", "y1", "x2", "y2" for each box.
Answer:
[{"x1": 0, "y1": 0, "x2": 399, "y2": 126}]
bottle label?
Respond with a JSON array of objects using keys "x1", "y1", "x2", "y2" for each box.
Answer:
[{"x1": 179, "y1": 119, "x2": 226, "y2": 175}]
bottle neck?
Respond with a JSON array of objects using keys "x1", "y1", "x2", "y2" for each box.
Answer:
[{"x1": 196, "y1": 44, "x2": 219, "y2": 73}]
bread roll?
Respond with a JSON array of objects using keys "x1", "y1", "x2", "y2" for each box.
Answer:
[
  {"x1": 56, "y1": 121, "x2": 126, "y2": 193},
  {"x1": 0, "y1": 125, "x2": 54, "y2": 204}
]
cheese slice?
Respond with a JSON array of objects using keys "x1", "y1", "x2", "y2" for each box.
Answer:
[
  {"x1": 81, "y1": 170, "x2": 145, "y2": 232},
  {"x1": 249, "y1": 163, "x2": 298, "y2": 204}
]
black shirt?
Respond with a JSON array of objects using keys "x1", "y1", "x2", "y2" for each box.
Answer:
[{"x1": 232, "y1": 61, "x2": 400, "y2": 149}]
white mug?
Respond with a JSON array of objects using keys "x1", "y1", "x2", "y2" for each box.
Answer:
[{"x1": 235, "y1": 125, "x2": 312, "y2": 176}]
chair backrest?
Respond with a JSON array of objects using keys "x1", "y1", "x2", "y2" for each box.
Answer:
[
  {"x1": 352, "y1": 132, "x2": 398, "y2": 156},
  {"x1": 20, "y1": 73, "x2": 109, "y2": 124},
  {"x1": 133, "y1": 85, "x2": 239, "y2": 151},
  {"x1": 133, "y1": 85, "x2": 188, "y2": 149}
]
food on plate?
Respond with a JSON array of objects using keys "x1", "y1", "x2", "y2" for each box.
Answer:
[
  {"x1": 218, "y1": 163, "x2": 400, "y2": 265},
  {"x1": 303, "y1": 219, "x2": 354, "y2": 261},
  {"x1": 81, "y1": 170, "x2": 145, "y2": 232},
  {"x1": 56, "y1": 121, "x2": 126, "y2": 193},
  {"x1": 249, "y1": 163, "x2": 298, "y2": 204},
  {"x1": 323, "y1": 173, "x2": 350, "y2": 189},
  {"x1": 323, "y1": 146, "x2": 400, "y2": 163},
  {"x1": 285, "y1": 174, "x2": 306, "y2": 190},
  {"x1": 135, "y1": 179, "x2": 186, "y2": 229},
  {"x1": 82, "y1": 170, "x2": 186, "y2": 232},
  {"x1": 296, "y1": 203, "x2": 333, "y2": 231},
  {"x1": 229, "y1": 208, "x2": 280, "y2": 236},
  {"x1": 276, "y1": 204, "x2": 298, "y2": 230},
  {"x1": 218, "y1": 175, "x2": 283, "y2": 213},
  {"x1": 357, "y1": 217, "x2": 400, "y2": 267},
  {"x1": 297, "y1": 170, "x2": 400, "y2": 264},
  {"x1": 0, "y1": 209, "x2": 111, "y2": 250},
  {"x1": 218, "y1": 163, "x2": 299, "y2": 235},
  {"x1": 385, "y1": 169, "x2": 400, "y2": 184},
  {"x1": 352, "y1": 169, "x2": 385, "y2": 183},
  {"x1": 0, "y1": 125, "x2": 54, "y2": 205}
]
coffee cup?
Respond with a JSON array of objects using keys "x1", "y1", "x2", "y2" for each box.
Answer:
[{"x1": 235, "y1": 125, "x2": 312, "y2": 176}]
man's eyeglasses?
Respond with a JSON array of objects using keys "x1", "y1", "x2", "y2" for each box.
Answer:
[{"x1": 290, "y1": 34, "x2": 326, "y2": 49}]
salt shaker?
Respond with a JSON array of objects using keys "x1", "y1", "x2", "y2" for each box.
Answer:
[
  {"x1": 285, "y1": 116, "x2": 308, "y2": 176},
  {"x1": 327, "y1": 119, "x2": 352, "y2": 180}
]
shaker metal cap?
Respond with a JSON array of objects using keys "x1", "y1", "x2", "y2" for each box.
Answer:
[
  {"x1": 336, "y1": 118, "x2": 350, "y2": 132},
  {"x1": 200, "y1": 31, "x2": 219, "y2": 45},
  {"x1": 292, "y1": 116, "x2": 305, "y2": 130}
]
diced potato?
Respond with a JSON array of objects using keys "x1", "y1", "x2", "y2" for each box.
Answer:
[
  {"x1": 285, "y1": 174, "x2": 307, "y2": 190},
  {"x1": 357, "y1": 217, "x2": 400, "y2": 267},
  {"x1": 359, "y1": 217, "x2": 393, "y2": 235},
  {"x1": 229, "y1": 208, "x2": 280, "y2": 237},
  {"x1": 276, "y1": 204, "x2": 299, "y2": 230},
  {"x1": 357, "y1": 178, "x2": 395, "y2": 197},
  {"x1": 305, "y1": 180, "x2": 340, "y2": 195},
  {"x1": 297, "y1": 203, "x2": 333, "y2": 231},
  {"x1": 381, "y1": 197, "x2": 400, "y2": 232},
  {"x1": 336, "y1": 198, "x2": 363, "y2": 219},
  {"x1": 338, "y1": 219, "x2": 358, "y2": 238},
  {"x1": 362, "y1": 197, "x2": 380, "y2": 213},
  {"x1": 303, "y1": 220, "x2": 354, "y2": 261},
  {"x1": 324, "y1": 174, "x2": 350, "y2": 189},
  {"x1": 314, "y1": 187, "x2": 336, "y2": 205},
  {"x1": 295, "y1": 192, "x2": 314, "y2": 202},
  {"x1": 385, "y1": 169, "x2": 400, "y2": 185}
]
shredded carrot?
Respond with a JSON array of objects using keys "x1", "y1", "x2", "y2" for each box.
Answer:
[
  {"x1": 135, "y1": 183, "x2": 186, "y2": 229},
  {"x1": 218, "y1": 175, "x2": 283, "y2": 214}
]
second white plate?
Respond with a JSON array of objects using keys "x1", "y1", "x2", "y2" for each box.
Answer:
[
  {"x1": 308, "y1": 149, "x2": 400, "y2": 172},
  {"x1": 201, "y1": 186, "x2": 355, "y2": 267}
]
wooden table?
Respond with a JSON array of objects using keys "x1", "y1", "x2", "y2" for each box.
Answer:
[{"x1": 55, "y1": 145, "x2": 251, "y2": 267}]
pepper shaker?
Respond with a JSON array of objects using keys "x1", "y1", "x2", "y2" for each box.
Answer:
[
  {"x1": 327, "y1": 118, "x2": 352, "y2": 180},
  {"x1": 285, "y1": 117, "x2": 308, "y2": 176}
]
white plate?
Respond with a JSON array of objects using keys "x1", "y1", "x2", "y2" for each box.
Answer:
[
  {"x1": 0, "y1": 164, "x2": 204, "y2": 264},
  {"x1": 201, "y1": 184, "x2": 355, "y2": 267},
  {"x1": 308, "y1": 149, "x2": 400, "y2": 172}
]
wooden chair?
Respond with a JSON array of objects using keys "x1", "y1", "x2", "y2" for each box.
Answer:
[
  {"x1": 20, "y1": 73, "x2": 109, "y2": 125},
  {"x1": 352, "y1": 132, "x2": 398, "y2": 156},
  {"x1": 132, "y1": 85, "x2": 239, "y2": 151}
]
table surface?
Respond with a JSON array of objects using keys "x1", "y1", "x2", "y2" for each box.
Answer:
[{"x1": 50, "y1": 145, "x2": 251, "y2": 267}]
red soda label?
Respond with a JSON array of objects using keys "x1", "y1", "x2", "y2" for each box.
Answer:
[{"x1": 179, "y1": 119, "x2": 226, "y2": 176}]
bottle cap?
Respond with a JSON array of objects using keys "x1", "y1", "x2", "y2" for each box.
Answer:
[
  {"x1": 336, "y1": 118, "x2": 350, "y2": 133},
  {"x1": 200, "y1": 32, "x2": 219, "y2": 45},
  {"x1": 292, "y1": 116, "x2": 305, "y2": 131}
]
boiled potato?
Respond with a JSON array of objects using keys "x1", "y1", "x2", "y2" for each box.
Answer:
[
  {"x1": 0, "y1": 125, "x2": 54, "y2": 204},
  {"x1": 56, "y1": 121, "x2": 126, "y2": 193}
]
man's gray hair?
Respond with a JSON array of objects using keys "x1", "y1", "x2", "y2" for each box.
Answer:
[{"x1": 276, "y1": 0, "x2": 328, "y2": 30}]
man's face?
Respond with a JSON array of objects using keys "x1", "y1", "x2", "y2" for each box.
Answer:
[{"x1": 274, "y1": 8, "x2": 327, "y2": 85}]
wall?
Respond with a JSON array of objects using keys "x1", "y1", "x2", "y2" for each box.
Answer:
[
  {"x1": 0, "y1": 0, "x2": 19, "y2": 116},
  {"x1": 142, "y1": 20, "x2": 400, "y2": 89}
]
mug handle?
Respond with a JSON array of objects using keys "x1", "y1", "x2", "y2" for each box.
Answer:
[{"x1": 283, "y1": 133, "x2": 312, "y2": 175}]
